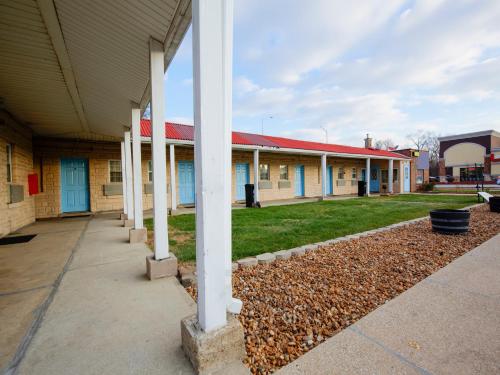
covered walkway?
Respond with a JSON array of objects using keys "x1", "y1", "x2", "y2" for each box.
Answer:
[
  {"x1": 2, "y1": 214, "x2": 195, "y2": 375},
  {"x1": 278, "y1": 233, "x2": 500, "y2": 375}
]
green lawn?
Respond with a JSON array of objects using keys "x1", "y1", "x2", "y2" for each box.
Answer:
[{"x1": 145, "y1": 195, "x2": 476, "y2": 262}]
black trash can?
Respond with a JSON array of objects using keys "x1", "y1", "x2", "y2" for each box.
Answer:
[
  {"x1": 245, "y1": 184, "x2": 254, "y2": 208},
  {"x1": 490, "y1": 196, "x2": 500, "y2": 213},
  {"x1": 358, "y1": 180, "x2": 367, "y2": 196}
]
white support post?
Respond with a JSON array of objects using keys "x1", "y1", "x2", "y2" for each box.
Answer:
[
  {"x1": 366, "y1": 158, "x2": 371, "y2": 196},
  {"x1": 253, "y1": 149, "x2": 259, "y2": 204},
  {"x1": 132, "y1": 107, "x2": 143, "y2": 229},
  {"x1": 388, "y1": 159, "x2": 394, "y2": 194},
  {"x1": 321, "y1": 154, "x2": 327, "y2": 198},
  {"x1": 169, "y1": 144, "x2": 177, "y2": 211},
  {"x1": 121, "y1": 141, "x2": 128, "y2": 215},
  {"x1": 124, "y1": 131, "x2": 134, "y2": 220},
  {"x1": 150, "y1": 38, "x2": 169, "y2": 260},
  {"x1": 193, "y1": 0, "x2": 239, "y2": 333}
]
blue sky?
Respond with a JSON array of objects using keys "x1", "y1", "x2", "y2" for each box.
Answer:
[{"x1": 164, "y1": 0, "x2": 500, "y2": 148}]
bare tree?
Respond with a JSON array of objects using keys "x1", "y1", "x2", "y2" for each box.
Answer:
[
  {"x1": 374, "y1": 138, "x2": 397, "y2": 150},
  {"x1": 407, "y1": 131, "x2": 429, "y2": 151}
]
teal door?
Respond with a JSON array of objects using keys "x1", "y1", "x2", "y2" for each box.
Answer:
[
  {"x1": 370, "y1": 166, "x2": 380, "y2": 193},
  {"x1": 404, "y1": 163, "x2": 411, "y2": 192},
  {"x1": 235, "y1": 163, "x2": 249, "y2": 201},
  {"x1": 326, "y1": 166, "x2": 333, "y2": 195},
  {"x1": 295, "y1": 165, "x2": 305, "y2": 196},
  {"x1": 178, "y1": 161, "x2": 195, "y2": 205},
  {"x1": 61, "y1": 158, "x2": 89, "y2": 213}
]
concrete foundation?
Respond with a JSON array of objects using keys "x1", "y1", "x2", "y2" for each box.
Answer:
[
  {"x1": 181, "y1": 314, "x2": 247, "y2": 375},
  {"x1": 120, "y1": 213, "x2": 127, "y2": 220},
  {"x1": 129, "y1": 228, "x2": 147, "y2": 243},
  {"x1": 146, "y1": 254, "x2": 177, "y2": 280},
  {"x1": 122, "y1": 219, "x2": 134, "y2": 227}
]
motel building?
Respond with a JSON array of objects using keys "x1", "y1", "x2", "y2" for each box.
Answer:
[{"x1": 0, "y1": 1, "x2": 418, "y2": 373}]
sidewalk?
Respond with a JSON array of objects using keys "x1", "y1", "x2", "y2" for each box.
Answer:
[
  {"x1": 15, "y1": 213, "x2": 196, "y2": 375},
  {"x1": 277, "y1": 233, "x2": 500, "y2": 375}
]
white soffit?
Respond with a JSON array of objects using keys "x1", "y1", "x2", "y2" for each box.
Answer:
[{"x1": 0, "y1": 0, "x2": 191, "y2": 139}]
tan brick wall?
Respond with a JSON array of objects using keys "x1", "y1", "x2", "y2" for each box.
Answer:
[
  {"x1": 0, "y1": 111, "x2": 35, "y2": 237},
  {"x1": 31, "y1": 138, "x2": 404, "y2": 219}
]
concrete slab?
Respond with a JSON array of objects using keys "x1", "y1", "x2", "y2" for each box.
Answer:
[
  {"x1": 0, "y1": 216, "x2": 88, "y2": 373},
  {"x1": 277, "y1": 328, "x2": 421, "y2": 375},
  {"x1": 278, "y1": 234, "x2": 500, "y2": 375},
  {"x1": 15, "y1": 213, "x2": 197, "y2": 375}
]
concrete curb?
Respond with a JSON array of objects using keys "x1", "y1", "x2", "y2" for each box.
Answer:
[
  {"x1": 183, "y1": 203, "x2": 484, "y2": 283},
  {"x1": 230, "y1": 203, "x2": 484, "y2": 270}
]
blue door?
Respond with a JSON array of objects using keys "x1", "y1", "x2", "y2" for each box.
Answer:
[
  {"x1": 295, "y1": 165, "x2": 305, "y2": 196},
  {"x1": 326, "y1": 166, "x2": 333, "y2": 195},
  {"x1": 235, "y1": 163, "x2": 249, "y2": 201},
  {"x1": 404, "y1": 163, "x2": 411, "y2": 192},
  {"x1": 61, "y1": 158, "x2": 89, "y2": 213},
  {"x1": 370, "y1": 166, "x2": 380, "y2": 193},
  {"x1": 178, "y1": 161, "x2": 195, "y2": 205}
]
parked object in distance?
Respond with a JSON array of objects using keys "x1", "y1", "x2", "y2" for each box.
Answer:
[
  {"x1": 490, "y1": 197, "x2": 500, "y2": 213},
  {"x1": 430, "y1": 209, "x2": 470, "y2": 234}
]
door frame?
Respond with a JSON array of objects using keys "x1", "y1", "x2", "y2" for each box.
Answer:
[
  {"x1": 295, "y1": 164, "x2": 305, "y2": 197},
  {"x1": 370, "y1": 165, "x2": 380, "y2": 193},
  {"x1": 178, "y1": 160, "x2": 195, "y2": 205},
  {"x1": 403, "y1": 162, "x2": 411, "y2": 193},
  {"x1": 60, "y1": 158, "x2": 90, "y2": 213},
  {"x1": 235, "y1": 163, "x2": 250, "y2": 201}
]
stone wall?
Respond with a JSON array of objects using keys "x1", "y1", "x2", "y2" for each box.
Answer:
[{"x1": 0, "y1": 111, "x2": 35, "y2": 237}]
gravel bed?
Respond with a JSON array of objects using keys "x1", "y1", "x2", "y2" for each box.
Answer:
[{"x1": 187, "y1": 205, "x2": 499, "y2": 374}]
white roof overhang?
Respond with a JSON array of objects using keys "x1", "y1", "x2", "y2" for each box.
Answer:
[{"x1": 0, "y1": 0, "x2": 191, "y2": 140}]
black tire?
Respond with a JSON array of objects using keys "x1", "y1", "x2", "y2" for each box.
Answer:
[{"x1": 430, "y1": 209, "x2": 470, "y2": 234}]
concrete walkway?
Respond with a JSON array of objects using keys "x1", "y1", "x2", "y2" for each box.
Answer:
[
  {"x1": 278, "y1": 233, "x2": 500, "y2": 375},
  {"x1": 0, "y1": 216, "x2": 89, "y2": 373},
  {"x1": 14, "y1": 213, "x2": 196, "y2": 375}
]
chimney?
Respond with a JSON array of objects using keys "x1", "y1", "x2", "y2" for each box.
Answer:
[{"x1": 364, "y1": 133, "x2": 372, "y2": 148}]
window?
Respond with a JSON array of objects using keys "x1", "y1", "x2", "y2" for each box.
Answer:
[
  {"x1": 351, "y1": 168, "x2": 357, "y2": 179},
  {"x1": 338, "y1": 167, "x2": 345, "y2": 180},
  {"x1": 381, "y1": 170, "x2": 388, "y2": 183},
  {"x1": 259, "y1": 164, "x2": 270, "y2": 180},
  {"x1": 148, "y1": 160, "x2": 153, "y2": 182},
  {"x1": 393, "y1": 168, "x2": 398, "y2": 182},
  {"x1": 416, "y1": 169, "x2": 424, "y2": 184},
  {"x1": 279, "y1": 165, "x2": 288, "y2": 180},
  {"x1": 6, "y1": 144, "x2": 12, "y2": 183},
  {"x1": 109, "y1": 160, "x2": 122, "y2": 183}
]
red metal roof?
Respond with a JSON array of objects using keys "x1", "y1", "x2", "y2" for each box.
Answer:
[{"x1": 140, "y1": 120, "x2": 407, "y2": 159}]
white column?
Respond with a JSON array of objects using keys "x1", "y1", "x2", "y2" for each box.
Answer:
[
  {"x1": 169, "y1": 144, "x2": 177, "y2": 211},
  {"x1": 124, "y1": 130, "x2": 134, "y2": 220},
  {"x1": 366, "y1": 157, "x2": 371, "y2": 196},
  {"x1": 150, "y1": 38, "x2": 169, "y2": 260},
  {"x1": 388, "y1": 159, "x2": 393, "y2": 194},
  {"x1": 132, "y1": 107, "x2": 143, "y2": 229},
  {"x1": 193, "y1": 0, "x2": 239, "y2": 333},
  {"x1": 253, "y1": 149, "x2": 259, "y2": 204},
  {"x1": 120, "y1": 141, "x2": 127, "y2": 215},
  {"x1": 321, "y1": 154, "x2": 327, "y2": 198}
]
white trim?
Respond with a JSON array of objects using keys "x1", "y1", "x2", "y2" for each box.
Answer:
[
  {"x1": 438, "y1": 130, "x2": 500, "y2": 142},
  {"x1": 321, "y1": 154, "x2": 327, "y2": 198},
  {"x1": 132, "y1": 107, "x2": 144, "y2": 230},
  {"x1": 150, "y1": 38, "x2": 169, "y2": 260},
  {"x1": 253, "y1": 149, "x2": 259, "y2": 203},
  {"x1": 366, "y1": 158, "x2": 371, "y2": 196},
  {"x1": 108, "y1": 159, "x2": 122, "y2": 183},
  {"x1": 388, "y1": 159, "x2": 393, "y2": 193},
  {"x1": 139, "y1": 137, "x2": 408, "y2": 160},
  {"x1": 124, "y1": 131, "x2": 134, "y2": 220},
  {"x1": 192, "y1": 0, "x2": 238, "y2": 333},
  {"x1": 120, "y1": 142, "x2": 127, "y2": 215},
  {"x1": 37, "y1": 0, "x2": 90, "y2": 133}
]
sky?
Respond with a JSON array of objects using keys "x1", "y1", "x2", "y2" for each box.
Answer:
[{"x1": 163, "y1": 0, "x2": 500, "y2": 148}]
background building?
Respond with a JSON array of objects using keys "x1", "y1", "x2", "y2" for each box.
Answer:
[{"x1": 438, "y1": 130, "x2": 500, "y2": 182}]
